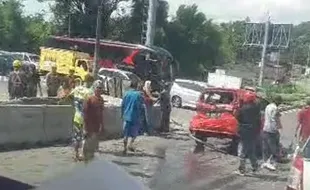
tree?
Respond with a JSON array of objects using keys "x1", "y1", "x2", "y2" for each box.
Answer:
[
  {"x1": 39, "y1": 0, "x2": 123, "y2": 38},
  {"x1": 24, "y1": 13, "x2": 55, "y2": 53},
  {"x1": 164, "y1": 4, "x2": 222, "y2": 77},
  {"x1": 0, "y1": 0, "x2": 27, "y2": 51}
]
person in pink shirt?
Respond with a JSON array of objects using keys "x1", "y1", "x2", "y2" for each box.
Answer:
[{"x1": 296, "y1": 99, "x2": 310, "y2": 143}]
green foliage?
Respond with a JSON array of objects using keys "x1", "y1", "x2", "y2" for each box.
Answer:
[
  {"x1": 1, "y1": 0, "x2": 310, "y2": 80},
  {"x1": 0, "y1": 0, "x2": 53, "y2": 52}
]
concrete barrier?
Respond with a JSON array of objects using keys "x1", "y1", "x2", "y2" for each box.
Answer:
[
  {"x1": 0, "y1": 105, "x2": 74, "y2": 147},
  {"x1": 0, "y1": 96, "x2": 162, "y2": 147}
]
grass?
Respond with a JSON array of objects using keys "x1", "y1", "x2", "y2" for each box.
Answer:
[{"x1": 259, "y1": 82, "x2": 310, "y2": 107}]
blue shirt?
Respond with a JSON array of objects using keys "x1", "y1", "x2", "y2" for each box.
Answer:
[{"x1": 121, "y1": 89, "x2": 143, "y2": 123}]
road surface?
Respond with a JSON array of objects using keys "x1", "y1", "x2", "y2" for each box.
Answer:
[
  {"x1": 0, "y1": 80, "x2": 297, "y2": 189},
  {"x1": 0, "y1": 105, "x2": 297, "y2": 190}
]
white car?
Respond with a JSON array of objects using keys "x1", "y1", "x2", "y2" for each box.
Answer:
[
  {"x1": 170, "y1": 79, "x2": 209, "y2": 108},
  {"x1": 10, "y1": 52, "x2": 40, "y2": 69},
  {"x1": 286, "y1": 137, "x2": 310, "y2": 190},
  {"x1": 98, "y1": 68, "x2": 140, "y2": 82}
]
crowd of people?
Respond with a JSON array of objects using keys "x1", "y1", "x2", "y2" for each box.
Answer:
[
  {"x1": 7, "y1": 59, "x2": 172, "y2": 163},
  {"x1": 7, "y1": 60, "x2": 42, "y2": 100},
  {"x1": 235, "y1": 92, "x2": 310, "y2": 176}
]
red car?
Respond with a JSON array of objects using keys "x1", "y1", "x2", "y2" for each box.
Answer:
[
  {"x1": 286, "y1": 137, "x2": 310, "y2": 190},
  {"x1": 189, "y1": 87, "x2": 268, "y2": 154}
]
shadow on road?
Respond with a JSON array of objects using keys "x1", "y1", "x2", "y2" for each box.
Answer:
[
  {"x1": 111, "y1": 160, "x2": 140, "y2": 167},
  {"x1": 100, "y1": 150, "x2": 165, "y2": 159}
]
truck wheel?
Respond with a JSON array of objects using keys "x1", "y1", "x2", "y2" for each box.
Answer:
[{"x1": 171, "y1": 96, "x2": 182, "y2": 108}]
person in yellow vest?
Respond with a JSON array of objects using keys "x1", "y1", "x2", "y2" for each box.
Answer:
[
  {"x1": 68, "y1": 74, "x2": 95, "y2": 161},
  {"x1": 8, "y1": 60, "x2": 27, "y2": 100}
]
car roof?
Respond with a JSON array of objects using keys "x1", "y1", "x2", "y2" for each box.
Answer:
[{"x1": 99, "y1": 68, "x2": 130, "y2": 74}]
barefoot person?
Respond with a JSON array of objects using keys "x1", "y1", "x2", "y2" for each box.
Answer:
[
  {"x1": 121, "y1": 80, "x2": 144, "y2": 154},
  {"x1": 83, "y1": 80, "x2": 104, "y2": 162}
]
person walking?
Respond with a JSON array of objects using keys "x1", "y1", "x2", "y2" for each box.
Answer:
[
  {"x1": 235, "y1": 92, "x2": 261, "y2": 175},
  {"x1": 142, "y1": 80, "x2": 157, "y2": 135},
  {"x1": 121, "y1": 80, "x2": 144, "y2": 154},
  {"x1": 8, "y1": 60, "x2": 27, "y2": 100},
  {"x1": 159, "y1": 82, "x2": 172, "y2": 133},
  {"x1": 46, "y1": 64, "x2": 61, "y2": 97},
  {"x1": 296, "y1": 99, "x2": 310, "y2": 143},
  {"x1": 261, "y1": 95, "x2": 283, "y2": 171},
  {"x1": 83, "y1": 80, "x2": 104, "y2": 162},
  {"x1": 66, "y1": 74, "x2": 94, "y2": 161}
]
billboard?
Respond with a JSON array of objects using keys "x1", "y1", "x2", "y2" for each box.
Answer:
[{"x1": 243, "y1": 23, "x2": 292, "y2": 49}]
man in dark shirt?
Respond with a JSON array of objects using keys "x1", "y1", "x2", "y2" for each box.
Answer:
[
  {"x1": 159, "y1": 82, "x2": 172, "y2": 133},
  {"x1": 83, "y1": 80, "x2": 104, "y2": 162},
  {"x1": 235, "y1": 92, "x2": 261, "y2": 175}
]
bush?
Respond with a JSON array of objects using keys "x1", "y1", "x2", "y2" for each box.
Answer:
[{"x1": 259, "y1": 83, "x2": 309, "y2": 104}]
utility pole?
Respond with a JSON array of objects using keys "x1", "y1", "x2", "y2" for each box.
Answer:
[
  {"x1": 93, "y1": 0, "x2": 103, "y2": 78},
  {"x1": 68, "y1": 13, "x2": 71, "y2": 37},
  {"x1": 145, "y1": 0, "x2": 157, "y2": 46},
  {"x1": 258, "y1": 13, "x2": 270, "y2": 86}
]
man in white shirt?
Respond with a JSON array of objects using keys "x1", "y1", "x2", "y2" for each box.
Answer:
[{"x1": 261, "y1": 95, "x2": 283, "y2": 171}]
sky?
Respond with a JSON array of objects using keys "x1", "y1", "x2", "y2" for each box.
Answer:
[{"x1": 23, "y1": 0, "x2": 310, "y2": 24}]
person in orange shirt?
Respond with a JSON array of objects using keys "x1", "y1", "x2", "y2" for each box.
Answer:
[{"x1": 296, "y1": 99, "x2": 310, "y2": 143}]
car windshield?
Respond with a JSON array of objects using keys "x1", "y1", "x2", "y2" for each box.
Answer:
[
  {"x1": 203, "y1": 91, "x2": 234, "y2": 104},
  {"x1": 176, "y1": 81, "x2": 205, "y2": 92}
]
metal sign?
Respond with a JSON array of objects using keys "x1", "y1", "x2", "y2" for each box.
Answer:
[{"x1": 243, "y1": 23, "x2": 292, "y2": 49}]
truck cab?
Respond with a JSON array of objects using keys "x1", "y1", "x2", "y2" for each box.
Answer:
[{"x1": 39, "y1": 47, "x2": 92, "y2": 80}]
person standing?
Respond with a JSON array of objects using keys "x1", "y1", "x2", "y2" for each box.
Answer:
[
  {"x1": 261, "y1": 95, "x2": 283, "y2": 171},
  {"x1": 83, "y1": 80, "x2": 104, "y2": 162},
  {"x1": 142, "y1": 80, "x2": 157, "y2": 135},
  {"x1": 159, "y1": 82, "x2": 172, "y2": 133},
  {"x1": 121, "y1": 80, "x2": 144, "y2": 154},
  {"x1": 64, "y1": 67, "x2": 76, "y2": 90},
  {"x1": 46, "y1": 64, "x2": 61, "y2": 97},
  {"x1": 27, "y1": 64, "x2": 42, "y2": 97},
  {"x1": 8, "y1": 60, "x2": 27, "y2": 100},
  {"x1": 235, "y1": 92, "x2": 261, "y2": 175},
  {"x1": 296, "y1": 99, "x2": 310, "y2": 143}
]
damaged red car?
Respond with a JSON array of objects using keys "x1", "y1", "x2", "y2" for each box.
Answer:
[{"x1": 189, "y1": 87, "x2": 269, "y2": 155}]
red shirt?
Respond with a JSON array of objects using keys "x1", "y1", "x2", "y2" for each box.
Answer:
[
  {"x1": 83, "y1": 95, "x2": 104, "y2": 134},
  {"x1": 298, "y1": 107, "x2": 310, "y2": 141},
  {"x1": 143, "y1": 90, "x2": 153, "y2": 105}
]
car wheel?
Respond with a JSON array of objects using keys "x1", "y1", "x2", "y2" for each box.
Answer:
[{"x1": 171, "y1": 96, "x2": 182, "y2": 108}]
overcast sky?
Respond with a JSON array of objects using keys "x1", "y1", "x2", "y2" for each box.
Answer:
[{"x1": 23, "y1": 0, "x2": 310, "y2": 24}]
